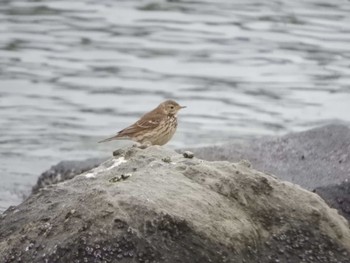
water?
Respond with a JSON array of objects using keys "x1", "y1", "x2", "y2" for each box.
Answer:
[{"x1": 1, "y1": 0, "x2": 350, "y2": 212}]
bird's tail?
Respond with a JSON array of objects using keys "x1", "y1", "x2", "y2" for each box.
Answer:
[
  {"x1": 98, "y1": 135, "x2": 129, "y2": 143},
  {"x1": 98, "y1": 135, "x2": 117, "y2": 143}
]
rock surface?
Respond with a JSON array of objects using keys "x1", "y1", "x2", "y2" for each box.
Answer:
[
  {"x1": 190, "y1": 124, "x2": 350, "y2": 190},
  {"x1": 32, "y1": 158, "x2": 107, "y2": 193},
  {"x1": 315, "y1": 181, "x2": 350, "y2": 222},
  {"x1": 1, "y1": 146, "x2": 350, "y2": 263}
]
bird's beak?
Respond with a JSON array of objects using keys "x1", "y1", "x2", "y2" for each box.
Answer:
[{"x1": 179, "y1": 105, "x2": 186, "y2": 109}]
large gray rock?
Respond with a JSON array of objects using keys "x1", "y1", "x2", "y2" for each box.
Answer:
[
  {"x1": 190, "y1": 124, "x2": 350, "y2": 190},
  {"x1": 1, "y1": 146, "x2": 350, "y2": 263},
  {"x1": 30, "y1": 124, "x2": 350, "y2": 226}
]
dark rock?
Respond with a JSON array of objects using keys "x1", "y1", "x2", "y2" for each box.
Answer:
[
  {"x1": 189, "y1": 124, "x2": 350, "y2": 190},
  {"x1": 183, "y1": 151, "x2": 194, "y2": 159},
  {"x1": 315, "y1": 180, "x2": 350, "y2": 222},
  {"x1": 1, "y1": 146, "x2": 349, "y2": 263}
]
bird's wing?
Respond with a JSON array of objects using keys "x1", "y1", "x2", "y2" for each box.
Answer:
[
  {"x1": 98, "y1": 108, "x2": 166, "y2": 143},
  {"x1": 118, "y1": 112, "x2": 164, "y2": 136}
]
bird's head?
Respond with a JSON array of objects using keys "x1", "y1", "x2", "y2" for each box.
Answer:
[{"x1": 161, "y1": 100, "x2": 186, "y2": 116}]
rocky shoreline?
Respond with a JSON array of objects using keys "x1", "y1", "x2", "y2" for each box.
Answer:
[{"x1": 1, "y1": 124, "x2": 350, "y2": 263}]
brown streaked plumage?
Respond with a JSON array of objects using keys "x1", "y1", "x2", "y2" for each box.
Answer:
[{"x1": 98, "y1": 100, "x2": 186, "y2": 146}]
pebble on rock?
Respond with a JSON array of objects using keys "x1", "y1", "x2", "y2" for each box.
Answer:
[{"x1": 183, "y1": 151, "x2": 194, "y2": 159}]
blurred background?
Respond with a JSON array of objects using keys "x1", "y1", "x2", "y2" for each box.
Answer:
[{"x1": 1, "y1": 0, "x2": 350, "y2": 212}]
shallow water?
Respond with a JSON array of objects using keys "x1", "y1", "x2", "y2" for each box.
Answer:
[{"x1": 1, "y1": 0, "x2": 350, "y2": 212}]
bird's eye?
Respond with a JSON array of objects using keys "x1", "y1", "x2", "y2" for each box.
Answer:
[{"x1": 170, "y1": 106, "x2": 174, "y2": 109}]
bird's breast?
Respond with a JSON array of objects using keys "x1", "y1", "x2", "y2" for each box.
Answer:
[{"x1": 168, "y1": 115, "x2": 177, "y2": 126}]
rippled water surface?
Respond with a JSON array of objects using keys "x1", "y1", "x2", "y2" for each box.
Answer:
[{"x1": 1, "y1": 0, "x2": 350, "y2": 212}]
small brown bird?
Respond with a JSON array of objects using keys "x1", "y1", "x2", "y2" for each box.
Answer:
[{"x1": 99, "y1": 100, "x2": 186, "y2": 146}]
